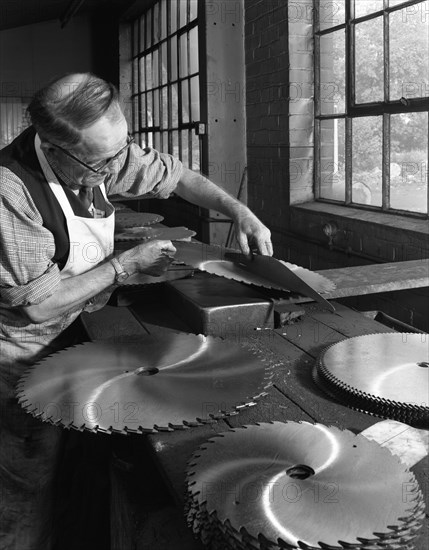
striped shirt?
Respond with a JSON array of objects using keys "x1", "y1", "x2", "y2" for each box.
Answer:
[{"x1": 0, "y1": 141, "x2": 183, "y2": 308}]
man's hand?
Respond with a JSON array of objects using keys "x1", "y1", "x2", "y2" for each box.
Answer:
[
  {"x1": 234, "y1": 210, "x2": 273, "y2": 256},
  {"x1": 118, "y1": 240, "x2": 176, "y2": 277}
]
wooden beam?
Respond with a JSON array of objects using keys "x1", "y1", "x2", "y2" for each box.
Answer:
[{"x1": 318, "y1": 259, "x2": 429, "y2": 299}]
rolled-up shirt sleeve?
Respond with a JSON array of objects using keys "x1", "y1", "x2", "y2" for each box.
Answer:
[
  {"x1": 0, "y1": 168, "x2": 61, "y2": 307},
  {"x1": 106, "y1": 143, "x2": 183, "y2": 199}
]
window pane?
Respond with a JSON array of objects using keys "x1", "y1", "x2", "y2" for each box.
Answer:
[
  {"x1": 170, "y1": 36, "x2": 178, "y2": 81},
  {"x1": 181, "y1": 131, "x2": 189, "y2": 167},
  {"x1": 161, "y1": 86, "x2": 168, "y2": 128},
  {"x1": 161, "y1": 42, "x2": 168, "y2": 85},
  {"x1": 179, "y1": 33, "x2": 188, "y2": 78},
  {"x1": 139, "y1": 57, "x2": 146, "y2": 91},
  {"x1": 319, "y1": 119, "x2": 346, "y2": 201},
  {"x1": 319, "y1": 0, "x2": 345, "y2": 31},
  {"x1": 152, "y1": 49, "x2": 159, "y2": 88},
  {"x1": 355, "y1": 17, "x2": 384, "y2": 103},
  {"x1": 133, "y1": 96, "x2": 139, "y2": 130},
  {"x1": 352, "y1": 117, "x2": 383, "y2": 206},
  {"x1": 170, "y1": 0, "x2": 178, "y2": 33},
  {"x1": 140, "y1": 93, "x2": 147, "y2": 128},
  {"x1": 153, "y1": 90, "x2": 160, "y2": 127},
  {"x1": 172, "y1": 130, "x2": 179, "y2": 157},
  {"x1": 153, "y1": 2, "x2": 160, "y2": 43},
  {"x1": 162, "y1": 131, "x2": 168, "y2": 152},
  {"x1": 147, "y1": 93, "x2": 153, "y2": 127},
  {"x1": 147, "y1": 132, "x2": 153, "y2": 148},
  {"x1": 179, "y1": 0, "x2": 188, "y2": 28},
  {"x1": 154, "y1": 132, "x2": 161, "y2": 150},
  {"x1": 192, "y1": 130, "x2": 200, "y2": 171},
  {"x1": 389, "y1": 0, "x2": 410, "y2": 6},
  {"x1": 190, "y1": 76, "x2": 200, "y2": 121},
  {"x1": 182, "y1": 80, "x2": 190, "y2": 123},
  {"x1": 160, "y1": 0, "x2": 167, "y2": 40},
  {"x1": 391, "y1": 112, "x2": 428, "y2": 213},
  {"x1": 145, "y1": 56, "x2": 152, "y2": 90},
  {"x1": 320, "y1": 30, "x2": 345, "y2": 115},
  {"x1": 389, "y1": 3, "x2": 429, "y2": 101},
  {"x1": 140, "y1": 15, "x2": 145, "y2": 52},
  {"x1": 145, "y1": 9, "x2": 152, "y2": 49},
  {"x1": 189, "y1": 26, "x2": 199, "y2": 74},
  {"x1": 133, "y1": 58, "x2": 139, "y2": 92},
  {"x1": 190, "y1": 0, "x2": 198, "y2": 21},
  {"x1": 355, "y1": 0, "x2": 383, "y2": 19},
  {"x1": 171, "y1": 83, "x2": 179, "y2": 127}
]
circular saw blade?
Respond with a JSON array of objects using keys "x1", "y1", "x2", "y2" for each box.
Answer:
[
  {"x1": 114, "y1": 226, "x2": 196, "y2": 242},
  {"x1": 279, "y1": 260, "x2": 336, "y2": 294},
  {"x1": 314, "y1": 333, "x2": 429, "y2": 427},
  {"x1": 17, "y1": 334, "x2": 273, "y2": 434},
  {"x1": 114, "y1": 212, "x2": 164, "y2": 229},
  {"x1": 174, "y1": 242, "x2": 335, "y2": 295},
  {"x1": 186, "y1": 421, "x2": 425, "y2": 549}
]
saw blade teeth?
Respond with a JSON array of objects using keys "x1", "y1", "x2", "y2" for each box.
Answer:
[
  {"x1": 186, "y1": 421, "x2": 425, "y2": 550},
  {"x1": 314, "y1": 333, "x2": 429, "y2": 426}
]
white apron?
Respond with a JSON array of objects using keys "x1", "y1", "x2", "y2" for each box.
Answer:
[{"x1": 34, "y1": 135, "x2": 115, "y2": 312}]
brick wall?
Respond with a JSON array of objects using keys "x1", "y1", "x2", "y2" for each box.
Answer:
[
  {"x1": 245, "y1": 0, "x2": 290, "y2": 240},
  {"x1": 244, "y1": 1, "x2": 428, "y2": 331}
]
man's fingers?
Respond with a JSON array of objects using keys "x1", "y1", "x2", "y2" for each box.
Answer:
[
  {"x1": 157, "y1": 240, "x2": 177, "y2": 255},
  {"x1": 237, "y1": 233, "x2": 250, "y2": 256}
]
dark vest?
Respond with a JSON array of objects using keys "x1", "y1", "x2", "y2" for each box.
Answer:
[{"x1": 0, "y1": 127, "x2": 106, "y2": 269}]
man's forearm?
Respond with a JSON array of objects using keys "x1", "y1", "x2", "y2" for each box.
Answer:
[
  {"x1": 21, "y1": 261, "x2": 116, "y2": 323},
  {"x1": 175, "y1": 167, "x2": 249, "y2": 218}
]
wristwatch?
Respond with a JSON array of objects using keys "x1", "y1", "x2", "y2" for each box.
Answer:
[{"x1": 111, "y1": 257, "x2": 130, "y2": 284}]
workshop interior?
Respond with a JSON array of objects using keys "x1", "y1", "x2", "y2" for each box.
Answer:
[{"x1": 0, "y1": 1, "x2": 428, "y2": 549}]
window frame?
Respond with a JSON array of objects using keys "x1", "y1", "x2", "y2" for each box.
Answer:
[
  {"x1": 130, "y1": 0, "x2": 207, "y2": 172},
  {"x1": 313, "y1": 0, "x2": 429, "y2": 218}
]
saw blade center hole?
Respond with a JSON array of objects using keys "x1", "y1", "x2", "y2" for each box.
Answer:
[
  {"x1": 286, "y1": 464, "x2": 315, "y2": 480},
  {"x1": 134, "y1": 367, "x2": 160, "y2": 376}
]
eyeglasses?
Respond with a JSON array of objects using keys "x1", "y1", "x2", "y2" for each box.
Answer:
[{"x1": 52, "y1": 134, "x2": 134, "y2": 173}]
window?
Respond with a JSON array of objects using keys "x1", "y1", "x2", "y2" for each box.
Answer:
[
  {"x1": 0, "y1": 97, "x2": 30, "y2": 149},
  {"x1": 314, "y1": 0, "x2": 428, "y2": 216},
  {"x1": 130, "y1": 0, "x2": 203, "y2": 171}
]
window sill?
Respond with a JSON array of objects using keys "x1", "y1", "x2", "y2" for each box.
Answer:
[
  {"x1": 289, "y1": 201, "x2": 429, "y2": 262},
  {"x1": 292, "y1": 202, "x2": 428, "y2": 234}
]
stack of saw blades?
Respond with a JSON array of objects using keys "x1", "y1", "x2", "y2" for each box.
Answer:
[
  {"x1": 17, "y1": 333, "x2": 273, "y2": 434},
  {"x1": 186, "y1": 421, "x2": 425, "y2": 550},
  {"x1": 313, "y1": 333, "x2": 429, "y2": 427}
]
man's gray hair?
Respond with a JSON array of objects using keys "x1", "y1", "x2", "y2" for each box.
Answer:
[{"x1": 27, "y1": 73, "x2": 120, "y2": 147}]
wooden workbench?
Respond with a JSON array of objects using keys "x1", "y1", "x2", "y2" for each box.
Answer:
[{"x1": 81, "y1": 283, "x2": 428, "y2": 550}]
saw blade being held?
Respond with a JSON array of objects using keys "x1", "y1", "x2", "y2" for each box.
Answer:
[
  {"x1": 17, "y1": 334, "x2": 273, "y2": 434},
  {"x1": 186, "y1": 421, "x2": 425, "y2": 549},
  {"x1": 173, "y1": 242, "x2": 336, "y2": 312}
]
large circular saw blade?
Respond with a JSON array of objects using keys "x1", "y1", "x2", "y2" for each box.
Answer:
[
  {"x1": 314, "y1": 333, "x2": 429, "y2": 427},
  {"x1": 174, "y1": 242, "x2": 335, "y2": 295},
  {"x1": 17, "y1": 334, "x2": 273, "y2": 434},
  {"x1": 186, "y1": 421, "x2": 425, "y2": 550}
]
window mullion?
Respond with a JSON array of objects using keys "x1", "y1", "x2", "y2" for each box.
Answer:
[
  {"x1": 382, "y1": 113, "x2": 390, "y2": 210},
  {"x1": 345, "y1": 117, "x2": 353, "y2": 204}
]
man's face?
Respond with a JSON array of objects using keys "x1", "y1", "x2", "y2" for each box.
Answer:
[{"x1": 45, "y1": 109, "x2": 129, "y2": 189}]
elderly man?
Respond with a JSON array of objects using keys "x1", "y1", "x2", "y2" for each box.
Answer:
[{"x1": 0, "y1": 73, "x2": 271, "y2": 548}]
